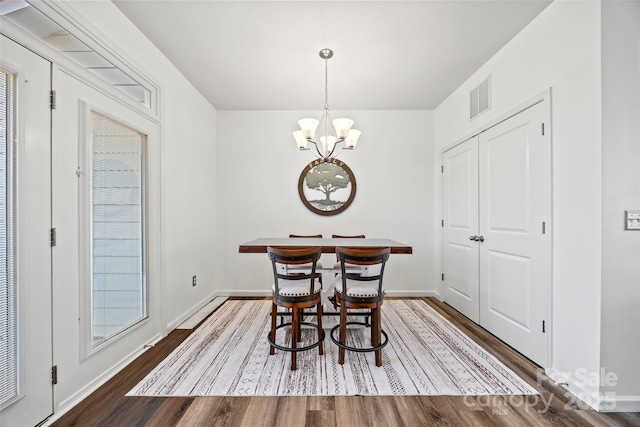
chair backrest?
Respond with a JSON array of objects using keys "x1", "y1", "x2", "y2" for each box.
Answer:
[
  {"x1": 268, "y1": 246, "x2": 322, "y2": 299},
  {"x1": 335, "y1": 247, "x2": 390, "y2": 301},
  {"x1": 331, "y1": 235, "x2": 365, "y2": 261}
]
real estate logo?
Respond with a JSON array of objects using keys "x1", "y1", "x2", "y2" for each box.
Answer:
[{"x1": 463, "y1": 367, "x2": 618, "y2": 414}]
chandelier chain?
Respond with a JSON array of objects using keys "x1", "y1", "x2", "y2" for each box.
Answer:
[
  {"x1": 324, "y1": 56, "x2": 329, "y2": 110},
  {"x1": 323, "y1": 55, "x2": 330, "y2": 145}
]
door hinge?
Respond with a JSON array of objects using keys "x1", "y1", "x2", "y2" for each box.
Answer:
[
  {"x1": 542, "y1": 320, "x2": 546, "y2": 333},
  {"x1": 441, "y1": 273, "x2": 445, "y2": 281},
  {"x1": 541, "y1": 123, "x2": 545, "y2": 136},
  {"x1": 441, "y1": 219, "x2": 444, "y2": 227},
  {"x1": 52, "y1": 365, "x2": 58, "y2": 385},
  {"x1": 542, "y1": 221, "x2": 546, "y2": 234},
  {"x1": 441, "y1": 165, "x2": 444, "y2": 173},
  {"x1": 50, "y1": 90, "x2": 56, "y2": 110},
  {"x1": 50, "y1": 228, "x2": 57, "y2": 247}
]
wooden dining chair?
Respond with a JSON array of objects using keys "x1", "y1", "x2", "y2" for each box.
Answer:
[
  {"x1": 331, "y1": 234, "x2": 367, "y2": 275},
  {"x1": 267, "y1": 246, "x2": 324, "y2": 370},
  {"x1": 284, "y1": 234, "x2": 324, "y2": 276},
  {"x1": 330, "y1": 246, "x2": 391, "y2": 367}
]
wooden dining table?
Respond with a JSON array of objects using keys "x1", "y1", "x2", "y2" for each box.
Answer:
[
  {"x1": 238, "y1": 237, "x2": 413, "y2": 254},
  {"x1": 239, "y1": 237, "x2": 412, "y2": 319},
  {"x1": 238, "y1": 237, "x2": 413, "y2": 316}
]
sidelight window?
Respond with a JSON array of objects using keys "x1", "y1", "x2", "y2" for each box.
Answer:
[{"x1": 86, "y1": 111, "x2": 147, "y2": 348}]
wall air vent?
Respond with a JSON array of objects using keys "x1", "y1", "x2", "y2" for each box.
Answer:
[{"x1": 470, "y1": 75, "x2": 491, "y2": 120}]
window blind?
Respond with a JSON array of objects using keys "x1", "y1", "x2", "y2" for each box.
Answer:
[
  {"x1": 0, "y1": 68, "x2": 17, "y2": 407},
  {"x1": 90, "y1": 112, "x2": 146, "y2": 345}
]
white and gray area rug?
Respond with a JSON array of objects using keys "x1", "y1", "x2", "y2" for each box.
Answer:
[{"x1": 128, "y1": 299, "x2": 538, "y2": 397}]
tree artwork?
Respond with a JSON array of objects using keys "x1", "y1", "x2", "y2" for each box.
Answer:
[
  {"x1": 306, "y1": 162, "x2": 349, "y2": 200},
  {"x1": 298, "y1": 160, "x2": 356, "y2": 215}
]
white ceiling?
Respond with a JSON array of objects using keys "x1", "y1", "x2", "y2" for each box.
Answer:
[{"x1": 113, "y1": 0, "x2": 552, "y2": 111}]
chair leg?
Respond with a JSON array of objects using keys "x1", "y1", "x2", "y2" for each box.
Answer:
[
  {"x1": 338, "y1": 300, "x2": 347, "y2": 364},
  {"x1": 291, "y1": 307, "x2": 299, "y2": 370},
  {"x1": 297, "y1": 308, "x2": 303, "y2": 342},
  {"x1": 317, "y1": 300, "x2": 324, "y2": 355},
  {"x1": 372, "y1": 305, "x2": 382, "y2": 367},
  {"x1": 270, "y1": 302, "x2": 277, "y2": 355}
]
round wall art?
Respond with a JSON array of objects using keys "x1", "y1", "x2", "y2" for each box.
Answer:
[{"x1": 298, "y1": 159, "x2": 356, "y2": 216}]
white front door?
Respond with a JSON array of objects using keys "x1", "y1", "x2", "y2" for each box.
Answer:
[
  {"x1": 478, "y1": 101, "x2": 550, "y2": 366},
  {"x1": 0, "y1": 35, "x2": 53, "y2": 427},
  {"x1": 442, "y1": 136, "x2": 480, "y2": 323},
  {"x1": 51, "y1": 66, "x2": 162, "y2": 411}
]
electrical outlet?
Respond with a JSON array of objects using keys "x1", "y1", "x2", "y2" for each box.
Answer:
[{"x1": 192, "y1": 275, "x2": 197, "y2": 286}]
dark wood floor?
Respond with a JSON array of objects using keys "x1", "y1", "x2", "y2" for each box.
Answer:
[{"x1": 50, "y1": 298, "x2": 640, "y2": 427}]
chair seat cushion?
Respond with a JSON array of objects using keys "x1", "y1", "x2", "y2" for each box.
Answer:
[
  {"x1": 333, "y1": 275, "x2": 381, "y2": 298},
  {"x1": 272, "y1": 279, "x2": 321, "y2": 297}
]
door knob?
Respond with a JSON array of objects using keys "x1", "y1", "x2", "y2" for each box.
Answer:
[
  {"x1": 469, "y1": 235, "x2": 476, "y2": 241},
  {"x1": 478, "y1": 235, "x2": 485, "y2": 242},
  {"x1": 469, "y1": 235, "x2": 484, "y2": 242}
]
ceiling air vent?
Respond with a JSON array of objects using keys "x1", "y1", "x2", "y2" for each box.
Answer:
[{"x1": 470, "y1": 76, "x2": 491, "y2": 120}]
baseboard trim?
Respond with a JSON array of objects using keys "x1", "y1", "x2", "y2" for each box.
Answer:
[
  {"x1": 594, "y1": 395, "x2": 640, "y2": 412},
  {"x1": 176, "y1": 296, "x2": 228, "y2": 329},
  {"x1": 385, "y1": 290, "x2": 440, "y2": 298},
  {"x1": 546, "y1": 369, "x2": 640, "y2": 412},
  {"x1": 217, "y1": 290, "x2": 271, "y2": 297},
  {"x1": 166, "y1": 291, "x2": 221, "y2": 331}
]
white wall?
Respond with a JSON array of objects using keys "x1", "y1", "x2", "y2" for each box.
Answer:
[
  {"x1": 159, "y1": 75, "x2": 219, "y2": 329},
  {"x1": 215, "y1": 110, "x2": 435, "y2": 297},
  {"x1": 435, "y1": 0, "x2": 604, "y2": 404},
  {"x1": 601, "y1": 0, "x2": 640, "y2": 409}
]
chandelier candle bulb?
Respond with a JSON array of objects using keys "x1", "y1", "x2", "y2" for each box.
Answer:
[
  {"x1": 293, "y1": 131, "x2": 308, "y2": 149},
  {"x1": 320, "y1": 135, "x2": 337, "y2": 154},
  {"x1": 332, "y1": 118, "x2": 354, "y2": 139},
  {"x1": 298, "y1": 118, "x2": 319, "y2": 139},
  {"x1": 345, "y1": 129, "x2": 361, "y2": 148}
]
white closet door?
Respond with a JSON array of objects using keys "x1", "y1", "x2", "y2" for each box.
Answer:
[
  {"x1": 442, "y1": 136, "x2": 480, "y2": 323},
  {"x1": 478, "y1": 101, "x2": 550, "y2": 366}
]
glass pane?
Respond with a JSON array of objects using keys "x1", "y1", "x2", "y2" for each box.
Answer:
[
  {"x1": 0, "y1": 68, "x2": 18, "y2": 406},
  {"x1": 90, "y1": 111, "x2": 146, "y2": 346}
]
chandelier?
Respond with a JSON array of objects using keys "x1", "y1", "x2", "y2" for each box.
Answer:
[{"x1": 293, "y1": 48, "x2": 361, "y2": 162}]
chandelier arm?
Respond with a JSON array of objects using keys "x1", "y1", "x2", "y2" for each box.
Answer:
[
  {"x1": 326, "y1": 141, "x2": 342, "y2": 159},
  {"x1": 307, "y1": 140, "x2": 324, "y2": 159}
]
